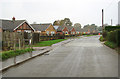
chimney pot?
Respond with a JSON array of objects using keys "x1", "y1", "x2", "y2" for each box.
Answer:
[{"x1": 12, "y1": 17, "x2": 15, "y2": 21}]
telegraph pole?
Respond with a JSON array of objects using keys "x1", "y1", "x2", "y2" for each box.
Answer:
[
  {"x1": 102, "y1": 9, "x2": 104, "y2": 35},
  {"x1": 111, "y1": 19, "x2": 112, "y2": 26},
  {"x1": 102, "y1": 9, "x2": 104, "y2": 30}
]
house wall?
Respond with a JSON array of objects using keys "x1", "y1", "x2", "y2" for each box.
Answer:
[
  {"x1": 14, "y1": 22, "x2": 34, "y2": 32},
  {"x1": 62, "y1": 27, "x2": 69, "y2": 34},
  {"x1": 56, "y1": 31, "x2": 63, "y2": 35},
  {"x1": 70, "y1": 28, "x2": 76, "y2": 35},
  {"x1": 45, "y1": 25, "x2": 56, "y2": 35}
]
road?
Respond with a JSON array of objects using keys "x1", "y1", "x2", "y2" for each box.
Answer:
[{"x1": 2, "y1": 36, "x2": 118, "y2": 77}]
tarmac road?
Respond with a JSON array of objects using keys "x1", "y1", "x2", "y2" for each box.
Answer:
[{"x1": 2, "y1": 35, "x2": 118, "y2": 77}]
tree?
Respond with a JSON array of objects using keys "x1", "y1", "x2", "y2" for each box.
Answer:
[
  {"x1": 63, "y1": 18, "x2": 72, "y2": 26},
  {"x1": 84, "y1": 24, "x2": 90, "y2": 28},
  {"x1": 74, "y1": 23, "x2": 81, "y2": 28},
  {"x1": 53, "y1": 20, "x2": 60, "y2": 26},
  {"x1": 97, "y1": 26, "x2": 102, "y2": 31},
  {"x1": 53, "y1": 18, "x2": 72, "y2": 26}
]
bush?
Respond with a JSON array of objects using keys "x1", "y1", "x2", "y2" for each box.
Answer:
[
  {"x1": 106, "y1": 31, "x2": 117, "y2": 43},
  {"x1": 102, "y1": 31, "x2": 107, "y2": 39},
  {"x1": 99, "y1": 36, "x2": 105, "y2": 42},
  {"x1": 104, "y1": 41, "x2": 117, "y2": 49},
  {"x1": 116, "y1": 29, "x2": 120, "y2": 47},
  {"x1": 0, "y1": 48, "x2": 34, "y2": 60},
  {"x1": 105, "y1": 26, "x2": 120, "y2": 32}
]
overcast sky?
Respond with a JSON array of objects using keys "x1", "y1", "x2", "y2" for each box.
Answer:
[{"x1": 0, "y1": 0, "x2": 119, "y2": 27}]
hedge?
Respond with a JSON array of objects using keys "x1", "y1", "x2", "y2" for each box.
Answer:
[
  {"x1": 104, "y1": 41, "x2": 117, "y2": 49},
  {"x1": 105, "y1": 26, "x2": 120, "y2": 32},
  {"x1": 116, "y1": 29, "x2": 120, "y2": 47},
  {"x1": 106, "y1": 29, "x2": 120, "y2": 47},
  {"x1": 106, "y1": 31, "x2": 117, "y2": 43}
]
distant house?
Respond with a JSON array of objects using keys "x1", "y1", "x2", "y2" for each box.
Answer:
[
  {"x1": 74, "y1": 27, "x2": 82, "y2": 34},
  {"x1": 0, "y1": 17, "x2": 35, "y2": 33},
  {"x1": 66, "y1": 26, "x2": 76, "y2": 35},
  {"x1": 54, "y1": 26, "x2": 69, "y2": 35},
  {"x1": 53, "y1": 26, "x2": 62, "y2": 35},
  {"x1": 31, "y1": 23, "x2": 56, "y2": 36},
  {"x1": 82, "y1": 28, "x2": 99, "y2": 34},
  {"x1": 82, "y1": 28, "x2": 90, "y2": 34}
]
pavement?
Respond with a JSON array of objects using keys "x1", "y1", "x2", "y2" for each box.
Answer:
[{"x1": 2, "y1": 35, "x2": 118, "y2": 77}]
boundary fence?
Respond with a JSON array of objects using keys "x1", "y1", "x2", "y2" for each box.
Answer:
[{"x1": 1, "y1": 32, "x2": 80, "y2": 51}]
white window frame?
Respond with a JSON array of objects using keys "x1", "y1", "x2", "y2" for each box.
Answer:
[{"x1": 47, "y1": 31, "x2": 49, "y2": 35}]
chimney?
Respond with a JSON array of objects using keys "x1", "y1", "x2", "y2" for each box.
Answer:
[{"x1": 12, "y1": 17, "x2": 15, "y2": 21}]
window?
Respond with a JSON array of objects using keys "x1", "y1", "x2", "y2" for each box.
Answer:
[
  {"x1": 72, "y1": 32, "x2": 74, "y2": 34},
  {"x1": 65, "y1": 31, "x2": 68, "y2": 34},
  {"x1": 51, "y1": 31, "x2": 55, "y2": 36},
  {"x1": 47, "y1": 31, "x2": 49, "y2": 35},
  {"x1": 24, "y1": 30, "x2": 31, "y2": 33},
  {"x1": 17, "y1": 30, "x2": 21, "y2": 32}
]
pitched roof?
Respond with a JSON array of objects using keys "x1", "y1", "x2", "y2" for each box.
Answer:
[
  {"x1": 0, "y1": 19, "x2": 25, "y2": 31},
  {"x1": 31, "y1": 23, "x2": 52, "y2": 31},
  {"x1": 74, "y1": 27, "x2": 83, "y2": 32},
  {"x1": 66, "y1": 26, "x2": 73, "y2": 31},
  {"x1": 57, "y1": 26, "x2": 66, "y2": 31}
]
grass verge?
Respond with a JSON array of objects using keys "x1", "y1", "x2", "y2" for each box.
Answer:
[
  {"x1": 84, "y1": 35, "x2": 97, "y2": 37},
  {"x1": 104, "y1": 41, "x2": 117, "y2": 49},
  {"x1": 32, "y1": 39, "x2": 66, "y2": 47},
  {"x1": 0, "y1": 48, "x2": 34, "y2": 61}
]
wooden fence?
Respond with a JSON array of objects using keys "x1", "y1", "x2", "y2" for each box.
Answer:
[
  {"x1": 2, "y1": 32, "x2": 32, "y2": 51},
  {"x1": 2, "y1": 32, "x2": 80, "y2": 51},
  {"x1": 2, "y1": 32, "x2": 65, "y2": 51}
]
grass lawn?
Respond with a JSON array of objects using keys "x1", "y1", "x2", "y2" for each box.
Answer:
[
  {"x1": 84, "y1": 35, "x2": 97, "y2": 37},
  {"x1": 0, "y1": 48, "x2": 34, "y2": 60},
  {"x1": 32, "y1": 39, "x2": 66, "y2": 47}
]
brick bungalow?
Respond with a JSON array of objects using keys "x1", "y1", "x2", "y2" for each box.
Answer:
[
  {"x1": 74, "y1": 27, "x2": 82, "y2": 34},
  {"x1": 31, "y1": 23, "x2": 56, "y2": 36},
  {"x1": 0, "y1": 17, "x2": 35, "y2": 32},
  {"x1": 54, "y1": 26, "x2": 69, "y2": 35},
  {"x1": 66, "y1": 26, "x2": 76, "y2": 35}
]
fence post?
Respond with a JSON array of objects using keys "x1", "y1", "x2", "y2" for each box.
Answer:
[
  {"x1": 14, "y1": 56, "x2": 16, "y2": 64},
  {"x1": 13, "y1": 33, "x2": 16, "y2": 50},
  {"x1": 19, "y1": 39, "x2": 21, "y2": 50}
]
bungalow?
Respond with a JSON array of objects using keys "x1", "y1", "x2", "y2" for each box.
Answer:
[
  {"x1": 53, "y1": 26, "x2": 69, "y2": 35},
  {"x1": 74, "y1": 27, "x2": 82, "y2": 34},
  {"x1": 0, "y1": 17, "x2": 35, "y2": 33},
  {"x1": 82, "y1": 28, "x2": 90, "y2": 34},
  {"x1": 66, "y1": 26, "x2": 76, "y2": 35},
  {"x1": 31, "y1": 23, "x2": 56, "y2": 36}
]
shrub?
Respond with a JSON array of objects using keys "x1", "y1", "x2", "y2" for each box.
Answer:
[
  {"x1": 105, "y1": 26, "x2": 120, "y2": 32},
  {"x1": 99, "y1": 36, "x2": 105, "y2": 42},
  {"x1": 106, "y1": 31, "x2": 117, "y2": 43},
  {"x1": 102, "y1": 31, "x2": 107, "y2": 39},
  {"x1": 116, "y1": 29, "x2": 120, "y2": 47},
  {"x1": 104, "y1": 41, "x2": 117, "y2": 49}
]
